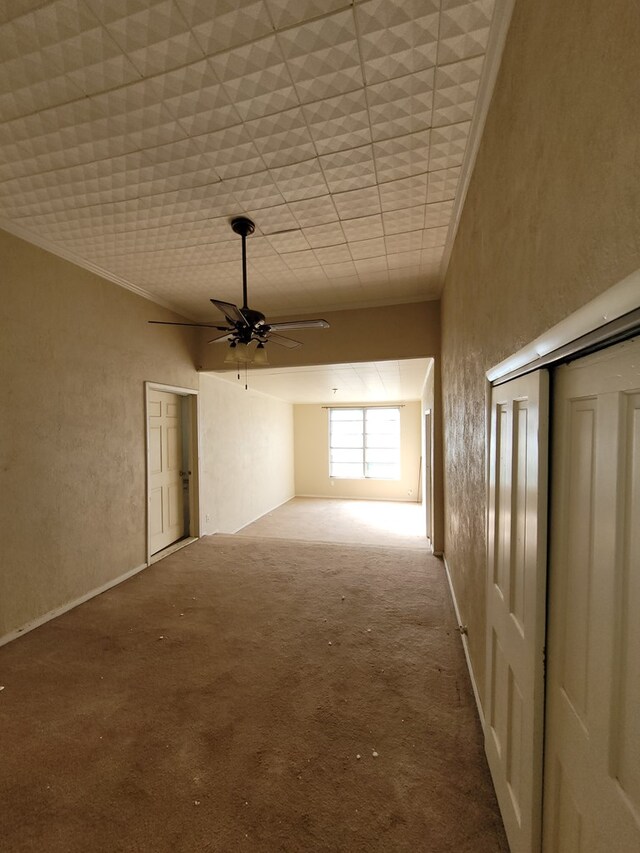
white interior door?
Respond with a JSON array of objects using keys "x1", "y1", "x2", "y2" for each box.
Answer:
[
  {"x1": 148, "y1": 389, "x2": 185, "y2": 555},
  {"x1": 485, "y1": 370, "x2": 549, "y2": 853},
  {"x1": 543, "y1": 337, "x2": 640, "y2": 853},
  {"x1": 424, "y1": 410, "x2": 432, "y2": 542}
]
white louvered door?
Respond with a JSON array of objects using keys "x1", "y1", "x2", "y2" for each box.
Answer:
[
  {"x1": 485, "y1": 370, "x2": 549, "y2": 853},
  {"x1": 543, "y1": 337, "x2": 640, "y2": 853}
]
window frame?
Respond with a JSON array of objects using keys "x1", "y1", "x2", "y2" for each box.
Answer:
[{"x1": 328, "y1": 405, "x2": 401, "y2": 480}]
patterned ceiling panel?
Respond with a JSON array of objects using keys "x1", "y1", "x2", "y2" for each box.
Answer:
[{"x1": 0, "y1": 0, "x2": 500, "y2": 319}]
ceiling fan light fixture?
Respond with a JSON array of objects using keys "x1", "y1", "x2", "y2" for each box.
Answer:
[
  {"x1": 224, "y1": 342, "x2": 238, "y2": 364},
  {"x1": 253, "y1": 342, "x2": 269, "y2": 366}
]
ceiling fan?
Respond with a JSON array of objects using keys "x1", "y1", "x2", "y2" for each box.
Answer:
[{"x1": 149, "y1": 216, "x2": 330, "y2": 364}]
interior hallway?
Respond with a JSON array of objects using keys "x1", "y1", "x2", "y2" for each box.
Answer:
[{"x1": 0, "y1": 503, "x2": 507, "y2": 852}]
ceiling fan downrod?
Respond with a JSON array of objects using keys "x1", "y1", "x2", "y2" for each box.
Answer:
[{"x1": 231, "y1": 216, "x2": 255, "y2": 311}]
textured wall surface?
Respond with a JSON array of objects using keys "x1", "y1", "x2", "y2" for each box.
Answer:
[
  {"x1": 293, "y1": 401, "x2": 422, "y2": 501},
  {"x1": 441, "y1": 0, "x2": 640, "y2": 704},
  {"x1": 199, "y1": 375, "x2": 295, "y2": 534},
  {"x1": 0, "y1": 229, "x2": 199, "y2": 638}
]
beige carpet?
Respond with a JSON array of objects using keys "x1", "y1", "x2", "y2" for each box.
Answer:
[
  {"x1": 0, "y1": 533, "x2": 507, "y2": 852},
  {"x1": 240, "y1": 497, "x2": 431, "y2": 550}
]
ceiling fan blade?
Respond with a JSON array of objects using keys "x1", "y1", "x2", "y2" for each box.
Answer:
[
  {"x1": 208, "y1": 333, "x2": 235, "y2": 344},
  {"x1": 210, "y1": 298, "x2": 248, "y2": 328},
  {"x1": 148, "y1": 320, "x2": 231, "y2": 330},
  {"x1": 267, "y1": 319, "x2": 330, "y2": 331},
  {"x1": 268, "y1": 332, "x2": 303, "y2": 349}
]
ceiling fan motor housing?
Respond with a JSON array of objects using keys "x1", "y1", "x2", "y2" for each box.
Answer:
[{"x1": 231, "y1": 216, "x2": 255, "y2": 238}]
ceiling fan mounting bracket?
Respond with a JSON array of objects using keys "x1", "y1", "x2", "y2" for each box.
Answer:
[{"x1": 231, "y1": 216, "x2": 255, "y2": 238}]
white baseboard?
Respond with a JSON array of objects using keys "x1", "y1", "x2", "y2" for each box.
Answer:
[
  {"x1": 0, "y1": 561, "x2": 148, "y2": 649},
  {"x1": 442, "y1": 554, "x2": 485, "y2": 730},
  {"x1": 149, "y1": 536, "x2": 197, "y2": 564},
  {"x1": 231, "y1": 494, "x2": 295, "y2": 534},
  {"x1": 295, "y1": 493, "x2": 418, "y2": 503}
]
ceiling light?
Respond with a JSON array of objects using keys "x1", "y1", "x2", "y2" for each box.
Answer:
[{"x1": 253, "y1": 343, "x2": 269, "y2": 366}]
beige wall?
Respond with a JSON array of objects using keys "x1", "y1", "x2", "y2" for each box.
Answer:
[
  {"x1": 199, "y1": 375, "x2": 295, "y2": 534},
  {"x1": 294, "y1": 401, "x2": 422, "y2": 501},
  {"x1": 441, "y1": 0, "x2": 640, "y2": 706},
  {"x1": 198, "y1": 301, "x2": 440, "y2": 371},
  {"x1": 0, "y1": 229, "x2": 200, "y2": 638}
]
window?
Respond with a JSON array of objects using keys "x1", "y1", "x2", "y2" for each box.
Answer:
[{"x1": 329, "y1": 407, "x2": 401, "y2": 479}]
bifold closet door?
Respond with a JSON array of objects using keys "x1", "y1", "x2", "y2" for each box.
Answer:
[
  {"x1": 485, "y1": 370, "x2": 549, "y2": 853},
  {"x1": 543, "y1": 337, "x2": 640, "y2": 853}
]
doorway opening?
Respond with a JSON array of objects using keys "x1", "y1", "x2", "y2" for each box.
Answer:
[{"x1": 145, "y1": 382, "x2": 199, "y2": 564}]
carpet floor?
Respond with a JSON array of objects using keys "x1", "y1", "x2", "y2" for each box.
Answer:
[
  {"x1": 0, "y1": 532, "x2": 507, "y2": 852},
  {"x1": 239, "y1": 498, "x2": 430, "y2": 550}
]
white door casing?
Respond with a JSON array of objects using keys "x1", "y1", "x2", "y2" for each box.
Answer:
[
  {"x1": 148, "y1": 389, "x2": 185, "y2": 555},
  {"x1": 485, "y1": 370, "x2": 549, "y2": 853},
  {"x1": 543, "y1": 337, "x2": 640, "y2": 853}
]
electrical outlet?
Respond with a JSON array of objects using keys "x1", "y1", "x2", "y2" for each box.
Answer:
[{"x1": 205, "y1": 514, "x2": 210, "y2": 523}]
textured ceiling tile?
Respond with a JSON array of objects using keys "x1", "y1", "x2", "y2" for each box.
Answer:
[
  {"x1": 421, "y1": 225, "x2": 449, "y2": 248},
  {"x1": 67, "y1": 53, "x2": 141, "y2": 96},
  {"x1": 424, "y1": 198, "x2": 454, "y2": 228},
  {"x1": 225, "y1": 170, "x2": 284, "y2": 210},
  {"x1": 420, "y1": 246, "x2": 443, "y2": 267},
  {"x1": 379, "y1": 172, "x2": 428, "y2": 212},
  {"x1": 367, "y1": 67, "x2": 434, "y2": 140},
  {"x1": 372, "y1": 131, "x2": 430, "y2": 182},
  {"x1": 270, "y1": 159, "x2": 329, "y2": 202},
  {"x1": 302, "y1": 221, "x2": 346, "y2": 248},
  {"x1": 0, "y1": 73, "x2": 85, "y2": 121},
  {"x1": 438, "y1": 0, "x2": 493, "y2": 64},
  {"x1": 432, "y1": 56, "x2": 483, "y2": 126},
  {"x1": 428, "y1": 121, "x2": 470, "y2": 170},
  {"x1": 283, "y1": 249, "x2": 320, "y2": 269},
  {"x1": 354, "y1": 255, "x2": 388, "y2": 275},
  {"x1": 265, "y1": 0, "x2": 347, "y2": 30},
  {"x1": 322, "y1": 259, "x2": 357, "y2": 278},
  {"x1": 287, "y1": 195, "x2": 338, "y2": 229},
  {"x1": 384, "y1": 229, "x2": 424, "y2": 254},
  {"x1": 188, "y1": 1, "x2": 272, "y2": 55},
  {"x1": 341, "y1": 213, "x2": 384, "y2": 241},
  {"x1": 31, "y1": 0, "x2": 98, "y2": 46},
  {"x1": 202, "y1": 140, "x2": 266, "y2": 180},
  {"x1": 267, "y1": 229, "x2": 310, "y2": 253},
  {"x1": 333, "y1": 185, "x2": 381, "y2": 220},
  {"x1": 210, "y1": 33, "x2": 281, "y2": 80},
  {"x1": 100, "y1": 0, "x2": 190, "y2": 50},
  {"x1": 0, "y1": 0, "x2": 500, "y2": 315},
  {"x1": 279, "y1": 10, "x2": 363, "y2": 103},
  {"x1": 0, "y1": 0, "x2": 51, "y2": 26},
  {"x1": 246, "y1": 107, "x2": 317, "y2": 168},
  {"x1": 386, "y1": 249, "x2": 421, "y2": 269},
  {"x1": 319, "y1": 145, "x2": 376, "y2": 194},
  {"x1": 348, "y1": 236, "x2": 385, "y2": 259},
  {"x1": 313, "y1": 243, "x2": 351, "y2": 265},
  {"x1": 247, "y1": 203, "x2": 299, "y2": 235},
  {"x1": 304, "y1": 90, "x2": 371, "y2": 155},
  {"x1": 382, "y1": 204, "x2": 425, "y2": 235},
  {"x1": 426, "y1": 166, "x2": 460, "y2": 203},
  {"x1": 357, "y1": 0, "x2": 439, "y2": 85}
]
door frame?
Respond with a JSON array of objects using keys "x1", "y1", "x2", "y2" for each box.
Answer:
[
  {"x1": 145, "y1": 381, "x2": 200, "y2": 565},
  {"x1": 423, "y1": 409, "x2": 432, "y2": 543}
]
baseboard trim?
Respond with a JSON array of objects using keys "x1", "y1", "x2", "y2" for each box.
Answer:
[
  {"x1": 0, "y1": 561, "x2": 148, "y2": 649},
  {"x1": 231, "y1": 494, "x2": 295, "y2": 534},
  {"x1": 443, "y1": 554, "x2": 485, "y2": 730},
  {"x1": 295, "y1": 493, "x2": 419, "y2": 503},
  {"x1": 149, "y1": 536, "x2": 197, "y2": 564}
]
